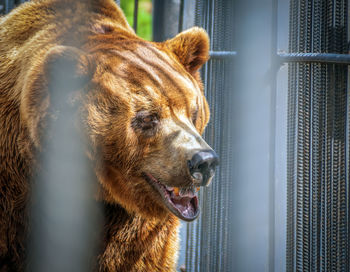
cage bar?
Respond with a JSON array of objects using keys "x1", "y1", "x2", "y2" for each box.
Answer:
[
  {"x1": 133, "y1": 0, "x2": 138, "y2": 33},
  {"x1": 279, "y1": 53, "x2": 350, "y2": 64}
]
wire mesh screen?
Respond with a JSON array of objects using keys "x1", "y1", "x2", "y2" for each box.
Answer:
[
  {"x1": 286, "y1": 0, "x2": 349, "y2": 271},
  {"x1": 185, "y1": 1, "x2": 234, "y2": 271}
]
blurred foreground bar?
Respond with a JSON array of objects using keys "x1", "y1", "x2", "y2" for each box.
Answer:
[{"x1": 26, "y1": 8, "x2": 102, "y2": 272}]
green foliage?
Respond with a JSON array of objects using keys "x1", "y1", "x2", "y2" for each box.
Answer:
[{"x1": 120, "y1": 0, "x2": 152, "y2": 41}]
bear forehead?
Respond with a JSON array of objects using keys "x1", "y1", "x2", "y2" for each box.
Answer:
[{"x1": 95, "y1": 42, "x2": 202, "y2": 112}]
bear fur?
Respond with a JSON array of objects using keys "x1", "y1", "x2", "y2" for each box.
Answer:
[{"x1": 0, "y1": 0, "x2": 213, "y2": 271}]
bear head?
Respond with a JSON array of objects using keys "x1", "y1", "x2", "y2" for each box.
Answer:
[{"x1": 21, "y1": 26, "x2": 218, "y2": 222}]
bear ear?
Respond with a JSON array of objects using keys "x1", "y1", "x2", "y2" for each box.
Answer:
[{"x1": 165, "y1": 27, "x2": 209, "y2": 76}]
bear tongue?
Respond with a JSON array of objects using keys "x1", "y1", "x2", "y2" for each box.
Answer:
[{"x1": 171, "y1": 196, "x2": 192, "y2": 211}]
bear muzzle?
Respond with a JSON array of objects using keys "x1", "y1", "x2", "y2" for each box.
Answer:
[{"x1": 142, "y1": 148, "x2": 218, "y2": 221}]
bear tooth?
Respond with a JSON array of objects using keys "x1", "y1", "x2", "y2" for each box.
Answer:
[{"x1": 173, "y1": 187, "x2": 180, "y2": 196}]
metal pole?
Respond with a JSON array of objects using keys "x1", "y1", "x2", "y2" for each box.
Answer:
[
  {"x1": 278, "y1": 52, "x2": 350, "y2": 64},
  {"x1": 133, "y1": 0, "x2": 138, "y2": 33},
  {"x1": 178, "y1": 0, "x2": 184, "y2": 33},
  {"x1": 27, "y1": 56, "x2": 102, "y2": 272},
  {"x1": 152, "y1": 0, "x2": 180, "y2": 41},
  {"x1": 209, "y1": 51, "x2": 237, "y2": 59}
]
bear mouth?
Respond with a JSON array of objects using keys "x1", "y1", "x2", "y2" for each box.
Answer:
[{"x1": 143, "y1": 173, "x2": 200, "y2": 221}]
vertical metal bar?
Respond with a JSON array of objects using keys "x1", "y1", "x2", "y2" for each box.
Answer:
[
  {"x1": 188, "y1": 0, "x2": 237, "y2": 271},
  {"x1": 178, "y1": 0, "x2": 184, "y2": 33},
  {"x1": 181, "y1": 3, "x2": 203, "y2": 271},
  {"x1": 310, "y1": 2, "x2": 322, "y2": 270},
  {"x1": 25, "y1": 1, "x2": 102, "y2": 271},
  {"x1": 268, "y1": 0, "x2": 278, "y2": 270},
  {"x1": 152, "y1": 0, "x2": 180, "y2": 42},
  {"x1": 286, "y1": 0, "x2": 298, "y2": 269},
  {"x1": 133, "y1": 0, "x2": 138, "y2": 33},
  {"x1": 27, "y1": 57, "x2": 102, "y2": 272},
  {"x1": 208, "y1": 2, "x2": 218, "y2": 269},
  {"x1": 321, "y1": 3, "x2": 330, "y2": 271},
  {"x1": 347, "y1": 2, "x2": 350, "y2": 270},
  {"x1": 188, "y1": 2, "x2": 203, "y2": 270},
  {"x1": 5, "y1": 0, "x2": 12, "y2": 13},
  {"x1": 295, "y1": 2, "x2": 306, "y2": 271},
  {"x1": 181, "y1": 0, "x2": 196, "y2": 31}
]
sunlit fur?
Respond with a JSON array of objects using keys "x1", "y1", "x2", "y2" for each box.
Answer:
[{"x1": 0, "y1": 0, "x2": 210, "y2": 271}]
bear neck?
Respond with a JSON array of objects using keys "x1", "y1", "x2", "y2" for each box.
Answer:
[{"x1": 98, "y1": 202, "x2": 180, "y2": 272}]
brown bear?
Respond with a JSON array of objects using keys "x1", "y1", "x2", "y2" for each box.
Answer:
[{"x1": 0, "y1": 0, "x2": 218, "y2": 271}]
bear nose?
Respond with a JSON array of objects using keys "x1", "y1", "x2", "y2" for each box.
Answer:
[{"x1": 188, "y1": 150, "x2": 219, "y2": 187}]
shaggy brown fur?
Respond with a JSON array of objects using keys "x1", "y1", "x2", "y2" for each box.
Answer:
[{"x1": 0, "y1": 0, "x2": 212, "y2": 271}]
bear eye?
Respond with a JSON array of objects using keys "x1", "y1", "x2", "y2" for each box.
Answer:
[
  {"x1": 142, "y1": 116, "x2": 153, "y2": 123},
  {"x1": 132, "y1": 111, "x2": 159, "y2": 134}
]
